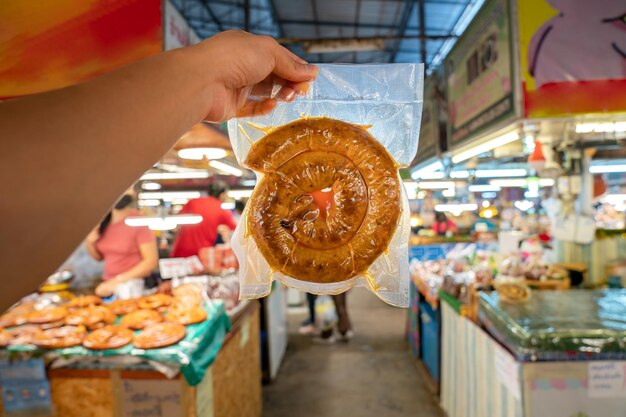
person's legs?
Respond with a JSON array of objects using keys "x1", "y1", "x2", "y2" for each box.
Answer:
[
  {"x1": 332, "y1": 292, "x2": 353, "y2": 339},
  {"x1": 299, "y1": 293, "x2": 317, "y2": 335}
]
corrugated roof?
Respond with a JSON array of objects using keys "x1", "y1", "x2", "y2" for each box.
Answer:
[{"x1": 171, "y1": 0, "x2": 485, "y2": 69}]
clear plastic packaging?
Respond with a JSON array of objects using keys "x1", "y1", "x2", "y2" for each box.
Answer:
[{"x1": 227, "y1": 64, "x2": 424, "y2": 307}]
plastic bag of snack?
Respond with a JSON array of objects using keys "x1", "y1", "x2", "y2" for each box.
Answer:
[{"x1": 227, "y1": 64, "x2": 423, "y2": 307}]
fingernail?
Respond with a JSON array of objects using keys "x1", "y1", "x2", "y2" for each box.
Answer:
[
  {"x1": 286, "y1": 90, "x2": 295, "y2": 101},
  {"x1": 305, "y1": 64, "x2": 317, "y2": 73}
]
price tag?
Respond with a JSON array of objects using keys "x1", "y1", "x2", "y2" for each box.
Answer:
[
  {"x1": 588, "y1": 361, "x2": 626, "y2": 398},
  {"x1": 121, "y1": 379, "x2": 181, "y2": 417}
]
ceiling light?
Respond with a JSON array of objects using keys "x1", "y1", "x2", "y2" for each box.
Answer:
[
  {"x1": 303, "y1": 38, "x2": 385, "y2": 54},
  {"x1": 514, "y1": 200, "x2": 534, "y2": 211},
  {"x1": 227, "y1": 189, "x2": 253, "y2": 200},
  {"x1": 442, "y1": 188, "x2": 456, "y2": 197},
  {"x1": 475, "y1": 169, "x2": 527, "y2": 178},
  {"x1": 576, "y1": 122, "x2": 626, "y2": 134},
  {"x1": 590, "y1": 164, "x2": 626, "y2": 174},
  {"x1": 209, "y1": 160, "x2": 243, "y2": 177},
  {"x1": 481, "y1": 192, "x2": 497, "y2": 199},
  {"x1": 450, "y1": 170, "x2": 470, "y2": 179},
  {"x1": 221, "y1": 202, "x2": 235, "y2": 210},
  {"x1": 418, "y1": 181, "x2": 456, "y2": 190},
  {"x1": 416, "y1": 172, "x2": 445, "y2": 180},
  {"x1": 451, "y1": 131, "x2": 520, "y2": 163},
  {"x1": 137, "y1": 199, "x2": 161, "y2": 207},
  {"x1": 489, "y1": 179, "x2": 527, "y2": 187},
  {"x1": 141, "y1": 182, "x2": 162, "y2": 191},
  {"x1": 178, "y1": 147, "x2": 228, "y2": 161},
  {"x1": 435, "y1": 203, "x2": 478, "y2": 216},
  {"x1": 468, "y1": 184, "x2": 501, "y2": 192},
  {"x1": 125, "y1": 214, "x2": 202, "y2": 228},
  {"x1": 539, "y1": 178, "x2": 555, "y2": 187},
  {"x1": 141, "y1": 171, "x2": 209, "y2": 180},
  {"x1": 411, "y1": 161, "x2": 443, "y2": 180},
  {"x1": 241, "y1": 179, "x2": 257, "y2": 186},
  {"x1": 139, "y1": 191, "x2": 201, "y2": 201}
]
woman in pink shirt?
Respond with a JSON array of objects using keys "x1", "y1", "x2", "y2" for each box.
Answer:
[{"x1": 85, "y1": 188, "x2": 158, "y2": 297}]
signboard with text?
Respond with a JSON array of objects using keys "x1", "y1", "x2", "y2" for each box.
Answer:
[{"x1": 445, "y1": 0, "x2": 516, "y2": 149}]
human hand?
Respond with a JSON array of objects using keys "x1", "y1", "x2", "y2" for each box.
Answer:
[
  {"x1": 194, "y1": 31, "x2": 318, "y2": 122},
  {"x1": 95, "y1": 280, "x2": 118, "y2": 297}
]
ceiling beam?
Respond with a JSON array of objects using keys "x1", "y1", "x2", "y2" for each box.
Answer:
[
  {"x1": 267, "y1": 0, "x2": 285, "y2": 37},
  {"x1": 201, "y1": 0, "x2": 226, "y2": 31},
  {"x1": 389, "y1": 0, "x2": 416, "y2": 63},
  {"x1": 419, "y1": 0, "x2": 427, "y2": 66},
  {"x1": 277, "y1": 33, "x2": 454, "y2": 44}
]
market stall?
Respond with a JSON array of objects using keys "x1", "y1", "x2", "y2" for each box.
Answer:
[
  {"x1": 441, "y1": 290, "x2": 626, "y2": 417},
  {"x1": 0, "y1": 276, "x2": 261, "y2": 417}
]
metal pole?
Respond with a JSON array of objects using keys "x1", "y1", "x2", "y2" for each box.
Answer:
[{"x1": 244, "y1": 0, "x2": 250, "y2": 32}]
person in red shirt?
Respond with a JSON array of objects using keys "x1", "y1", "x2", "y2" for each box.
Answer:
[
  {"x1": 171, "y1": 182, "x2": 237, "y2": 258},
  {"x1": 85, "y1": 187, "x2": 158, "y2": 297},
  {"x1": 432, "y1": 211, "x2": 457, "y2": 236}
]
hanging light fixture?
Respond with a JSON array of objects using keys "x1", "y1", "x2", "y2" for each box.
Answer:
[
  {"x1": 527, "y1": 139, "x2": 546, "y2": 172},
  {"x1": 178, "y1": 147, "x2": 228, "y2": 161}
]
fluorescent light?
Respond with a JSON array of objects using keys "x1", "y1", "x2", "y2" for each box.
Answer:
[
  {"x1": 303, "y1": 38, "x2": 384, "y2": 54},
  {"x1": 435, "y1": 203, "x2": 478, "y2": 216},
  {"x1": 171, "y1": 198, "x2": 190, "y2": 205},
  {"x1": 178, "y1": 147, "x2": 228, "y2": 161},
  {"x1": 411, "y1": 161, "x2": 443, "y2": 180},
  {"x1": 125, "y1": 214, "x2": 202, "y2": 228},
  {"x1": 418, "y1": 181, "x2": 455, "y2": 190},
  {"x1": 605, "y1": 194, "x2": 626, "y2": 205},
  {"x1": 590, "y1": 164, "x2": 626, "y2": 174},
  {"x1": 450, "y1": 170, "x2": 470, "y2": 179},
  {"x1": 141, "y1": 182, "x2": 162, "y2": 191},
  {"x1": 221, "y1": 202, "x2": 235, "y2": 210},
  {"x1": 139, "y1": 191, "x2": 201, "y2": 201},
  {"x1": 481, "y1": 192, "x2": 497, "y2": 198},
  {"x1": 489, "y1": 179, "x2": 527, "y2": 188},
  {"x1": 141, "y1": 171, "x2": 209, "y2": 180},
  {"x1": 138, "y1": 199, "x2": 161, "y2": 207},
  {"x1": 227, "y1": 189, "x2": 253, "y2": 199},
  {"x1": 576, "y1": 122, "x2": 626, "y2": 134},
  {"x1": 539, "y1": 178, "x2": 555, "y2": 187},
  {"x1": 241, "y1": 179, "x2": 256, "y2": 186},
  {"x1": 469, "y1": 185, "x2": 501, "y2": 192},
  {"x1": 416, "y1": 172, "x2": 446, "y2": 180},
  {"x1": 451, "y1": 131, "x2": 519, "y2": 163},
  {"x1": 209, "y1": 160, "x2": 243, "y2": 177},
  {"x1": 475, "y1": 169, "x2": 527, "y2": 178},
  {"x1": 514, "y1": 200, "x2": 534, "y2": 211},
  {"x1": 442, "y1": 188, "x2": 456, "y2": 197}
]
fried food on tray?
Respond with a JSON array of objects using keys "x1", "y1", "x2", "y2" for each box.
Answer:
[
  {"x1": 27, "y1": 306, "x2": 68, "y2": 324},
  {"x1": 66, "y1": 295, "x2": 102, "y2": 310},
  {"x1": 133, "y1": 322, "x2": 186, "y2": 350},
  {"x1": 172, "y1": 284, "x2": 203, "y2": 307},
  {"x1": 165, "y1": 305, "x2": 207, "y2": 326},
  {"x1": 138, "y1": 294, "x2": 173, "y2": 311},
  {"x1": 83, "y1": 325, "x2": 134, "y2": 350},
  {"x1": 31, "y1": 325, "x2": 86, "y2": 349},
  {"x1": 120, "y1": 309, "x2": 163, "y2": 330},
  {"x1": 65, "y1": 306, "x2": 116, "y2": 330},
  {"x1": 106, "y1": 299, "x2": 140, "y2": 315}
]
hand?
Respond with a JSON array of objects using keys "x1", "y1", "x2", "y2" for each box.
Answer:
[
  {"x1": 95, "y1": 280, "x2": 118, "y2": 297},
  {"x1": 194, "y1": 31, "x2": 319, "y2": 122}
]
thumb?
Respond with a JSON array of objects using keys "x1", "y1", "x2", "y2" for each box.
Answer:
[{"x1": 271, "y1": 44, "x2": 318, "y2": 83}]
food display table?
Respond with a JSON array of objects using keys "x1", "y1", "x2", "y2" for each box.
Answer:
[
  {"x1": 0, "y1": 301, "x2": 261, "y2": 417},
  {"x1": 440, "y1": 290, "x2": 626, "y2": 417}
]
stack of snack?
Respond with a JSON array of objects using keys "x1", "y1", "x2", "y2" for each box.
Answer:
[{"x1": 0, "y1": 284, "x2": 209, "y2": 352}]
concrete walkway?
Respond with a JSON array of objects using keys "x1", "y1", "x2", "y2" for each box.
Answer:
[{"x1": 263, "y1": 288, "x2": 445, "y2": 417}]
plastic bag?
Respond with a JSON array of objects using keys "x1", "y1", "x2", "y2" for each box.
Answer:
[{"x1": 227, "y1": 64, "x2": 424, "y2": 307}]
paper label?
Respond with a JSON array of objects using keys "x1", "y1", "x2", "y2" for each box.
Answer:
[
  {"x1": 159, "y1": 256, "x2": 204, "y2": 279},
  {"x1": 588, "y1": 362, "x2": 626, "y2": 398},
  {"x1": 121, "y1": 379, "x2": 181, "y2": 417},
  {"x1": 240, "y1": 318, "x2": 250, "y2": 349},
  {"x1": 494, "y1": 345, "x2": 521, "y2": 400}
]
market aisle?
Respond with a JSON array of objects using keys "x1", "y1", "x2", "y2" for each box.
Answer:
[{"x1": 263, "y1": 288, "x2": 445, "y2": 417}]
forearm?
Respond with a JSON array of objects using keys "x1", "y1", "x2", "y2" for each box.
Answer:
[
  {"x1": 0, "y1": 46, "x2": 212, "y2": 309},
  {"x1": 116, "y1": 259, "x2": 156, "y2": 283}
]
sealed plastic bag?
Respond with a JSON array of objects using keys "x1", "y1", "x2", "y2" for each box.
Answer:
[{"x1": 227, "y1": 64, "x2": 423, "y2": 307}]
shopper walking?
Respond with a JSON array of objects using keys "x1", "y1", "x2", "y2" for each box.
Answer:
[{"x1": 0, "y1": 31, "x2": 318, "y2": 309}]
